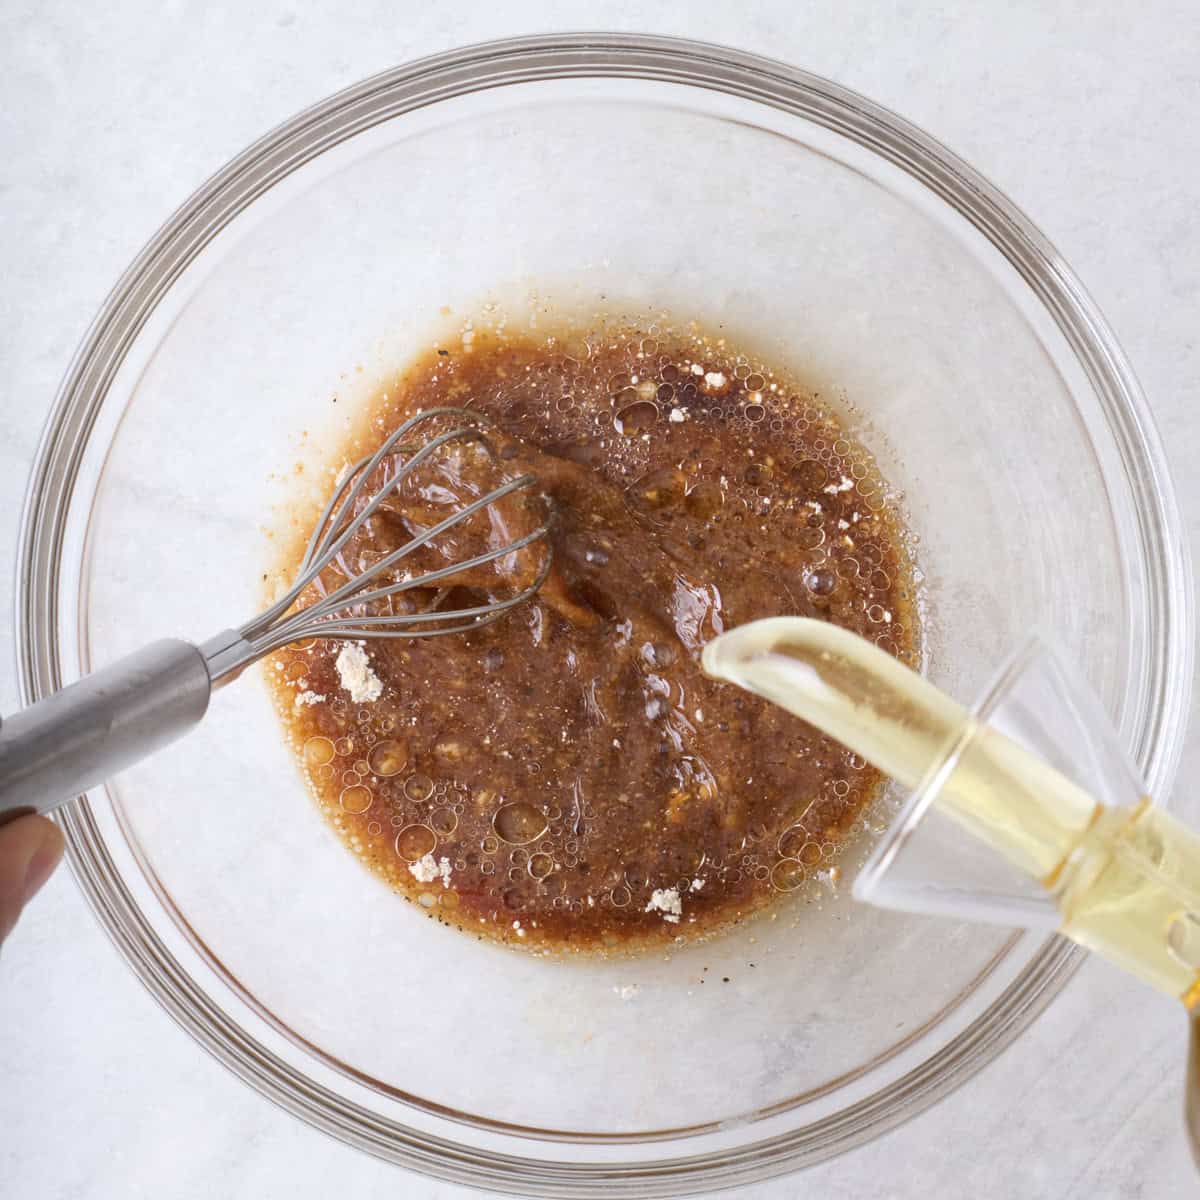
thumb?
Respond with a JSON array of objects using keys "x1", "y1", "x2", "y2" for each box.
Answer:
[{"x1": 0, "y1": 814, "x2": 65, "y2": 946}]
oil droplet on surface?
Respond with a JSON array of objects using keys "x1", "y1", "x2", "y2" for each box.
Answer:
[
  {"x1": 304, "y1": 736, "x2": 335, "y2": 767},
  {"x1": 340, "y1": 784, "x2": 373, "y2": 814},
  {"x1": 404, "y1": 773, "x2": 435, "y2": 802},
  {"x1": 430, "y1": 807, "x2": 459, "y2": 836},
  {"x1": 396, "y1": 824, "x2": 436, "y2": 861},
  {"x1": 770, "y1": 858, "x2": 807, "y2": 892},
  {"x1": 493, "y1": 802, "x2": 549, "y2": 845},
  {"x1": 614, "y1": 400, "x2": 659, "y2": 436},
  {"x1": 368, "y1": 739, "x2": 408, "y2": 777},
  {"x1": 804, "y1": 569, "x2": 836, "y2": 595},
  {"x1": 528, "y1": 852, "x2": 554, "y2": 880}
]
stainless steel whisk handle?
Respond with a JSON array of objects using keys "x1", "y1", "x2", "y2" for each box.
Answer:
[{"x1": 0, "y1": 639, "x2": 214, "y2": 825}]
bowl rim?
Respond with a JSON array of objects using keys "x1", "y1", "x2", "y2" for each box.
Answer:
[{"x1": 16, "y1": 32, "x2": 1194, "y2": 1196}]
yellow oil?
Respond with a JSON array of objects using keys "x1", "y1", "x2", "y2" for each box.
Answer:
[{"x1": 702, "y1": 617, "x2": 1200, "y2": 1008}]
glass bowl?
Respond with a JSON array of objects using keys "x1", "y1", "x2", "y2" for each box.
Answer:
[{"x1": 17, "y1": 33, "x2": 1192, "y2": 1196}]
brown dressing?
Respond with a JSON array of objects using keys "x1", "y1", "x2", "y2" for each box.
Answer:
[{"x1": 268, "y1": 322, "x2": 918, "y2": 952}]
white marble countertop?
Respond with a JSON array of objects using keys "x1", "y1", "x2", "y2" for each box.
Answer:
[{"x1": 3, "y1": 3, "x2": 1199, "y2": 1197}]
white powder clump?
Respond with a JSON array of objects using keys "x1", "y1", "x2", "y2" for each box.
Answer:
[
  {"x1": 408, "y1": 853, "x2": 439, "y2": 883},
  {"x1": 293, "y1": 691, "x2": 326, "y2": 707},
  {"x1": 645, "y1": 887, "x2": 682, "y2": 923},
  {"x1": 689, "y1": 878, "x2": 705, "y2": 892},
  {"x1": 336, "y1": 642, "x2": 383, "y2": 703},
  {"x1": 668, "y1": 407, "x2": 686, "y2": 423}
]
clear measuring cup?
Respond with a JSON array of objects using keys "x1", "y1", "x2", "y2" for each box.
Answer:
[{"x1": 702, "y1": 617, "x2": 1200, "y2": 1162}]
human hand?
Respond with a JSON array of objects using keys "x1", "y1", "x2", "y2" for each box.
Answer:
[{"x1": 0, "y1": 814, "x2": 64, "y2": 947}]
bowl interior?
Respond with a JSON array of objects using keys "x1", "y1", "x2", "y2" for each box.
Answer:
[{"x1": 45, "y1": 56, "x2": 1174, "y2": 1172}]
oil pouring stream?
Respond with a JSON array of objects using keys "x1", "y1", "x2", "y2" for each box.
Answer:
[{"x1": 702, "y1": 618, "x2": 1200, "y2": 1009}]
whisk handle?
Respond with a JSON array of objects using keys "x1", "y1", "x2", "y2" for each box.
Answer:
[{"x1": 0, "y1": 640, "x2": 211, "y2": 824}]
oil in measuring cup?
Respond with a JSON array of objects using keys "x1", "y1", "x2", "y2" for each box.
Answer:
[{"x1": 702, "y1": 617, "x2": 1200, "y2": 1009}]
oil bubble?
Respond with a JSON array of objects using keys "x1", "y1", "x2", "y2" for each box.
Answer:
[
  {"x1": 404, "y1": 774, "x2": 435, "y2": 802},
  {"x1": 778, "y1": 825, "x2": 807, "y2": 859},
  {"x1": 304, "y1": 737, "x2": 335, "y2": 767},
  {"x1": 493, "y1": 802, "x2": 549, "y2": 845},
  {"x1": 614, "y1": 401, "x2": 659, "y2": 436},
  {"x1": 368, "y1": 740, "x2": 407, "y2": 776},
  {"x1": 430, "y1": 807, "x2": 459, "y2": 836},
  {"x1": 804, "y1": 569, "x2": 836, "y2": 595},
  {"x1": 340, "y1": 785, "x2": 373, "y2": 814},
  {"x1": 396, "y1": 824, "x2": 436, "y2": 861}
]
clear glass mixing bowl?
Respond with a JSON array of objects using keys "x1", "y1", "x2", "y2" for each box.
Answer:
[{"x1": 16, "y1": 34, "x2": 1192, "y2": 1196}]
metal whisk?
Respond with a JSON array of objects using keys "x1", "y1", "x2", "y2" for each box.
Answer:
[{"x1": 0, "y1": 407, "x2": 551, "y2": 823}]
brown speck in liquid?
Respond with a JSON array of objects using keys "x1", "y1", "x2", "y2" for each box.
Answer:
[{"x1": 268, "y1": 319, "x2": 918, "y2": 955}]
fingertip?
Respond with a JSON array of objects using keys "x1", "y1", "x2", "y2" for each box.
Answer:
[
  {"x1": 0, "y1": 814, "x2": 65, "y2": 943},
  {"x1": 22, "y1": 816, "x2": 65, "y2": 904}
]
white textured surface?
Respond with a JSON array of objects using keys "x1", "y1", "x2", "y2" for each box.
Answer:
[{"x1": 2, "y1": 3, "x2": 1199, "y2": 1197}]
